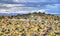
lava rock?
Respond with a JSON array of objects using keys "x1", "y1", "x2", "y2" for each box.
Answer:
[
  {"x1": 2, "y1": 28, "x2": 6, "y2": 32},
  {"x1": 21, "y1": 33, "x2": 26, "y2": 36}
]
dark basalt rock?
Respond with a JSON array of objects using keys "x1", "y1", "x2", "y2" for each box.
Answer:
[
  {"x1": 2, "y1": 28, "x2": 6, "y2": 32},
  {"x1": 15, "y1": 26, "x2": 19, "y2": 30},
  {"x1": 54, "y1": 32, "x2": 60, "y2": 34},
  {"x1": 42, "y1": 32, "x2": 47, "y2": 36},
  {"x1": 33, "y1": 34, "x2": 39, "y2": 36},
  {"x1": 58, "y1": 24, "x2": 60, "y2": 27},
  {"x1": 21, "y1": 33, "x2": 26, "y2": 36},
  {"x1": 47, "y1": 26, "x2": 53, "y2": 30}
]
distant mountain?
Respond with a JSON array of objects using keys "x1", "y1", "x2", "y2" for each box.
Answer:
[
  {"x1": 0, "y1": 13, "x2": 19, "y2": 16},
  {"x1": 0, "y1": 12, "x2": 60, "y2": 16},
  {"x1": 0, "y1": 12, "x2": 30, "y2": 16},
  {"x1": 53, "y1": 14, "x2": 60, "y2": 16}
]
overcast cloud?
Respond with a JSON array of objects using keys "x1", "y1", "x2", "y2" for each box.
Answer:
[{"x1": 0, "y1": 0, "x2": 60, "y2": 14}]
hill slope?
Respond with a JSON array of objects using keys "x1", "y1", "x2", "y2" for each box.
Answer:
[{"x1": 0, "y1": 12, "x2": 60, "y2": 36}]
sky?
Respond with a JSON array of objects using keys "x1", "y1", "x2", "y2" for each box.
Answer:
[{"x1": 0, "y1": 0, "x2": 60, "y2": 14}]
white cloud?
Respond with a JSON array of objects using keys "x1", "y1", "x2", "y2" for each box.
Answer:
[
  {"x1": 0, "y1": 2, "x2": 41, "y2": 12},
  {"x1": 0, "y1": 0, "x2": 59, "y2": 3},
  {"x1": 0, "y1": 3, "x2": 60, "y2": 14},
  {"x1": 0, "y1": 4, "x2": 39, "y2": 12},
  {"x1": 0, "y1": 9, "x2": 6, "y2": 12},
  {"x1": 0, "y1": 0, "x2": 60, "y2": 14},
  {"x1": 0, "y1": 4, "x2": 25, "y2": 7}
]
